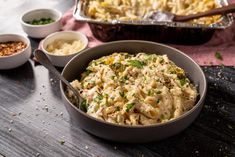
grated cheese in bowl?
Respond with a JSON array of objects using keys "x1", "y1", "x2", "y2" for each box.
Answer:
[{"x1": 46, "y1": 39, "x2": 85, "y2": 56}]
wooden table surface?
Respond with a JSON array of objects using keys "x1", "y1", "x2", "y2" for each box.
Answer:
[{"x1": 0, "y1": 1, "x2": 235, "y2": 157}]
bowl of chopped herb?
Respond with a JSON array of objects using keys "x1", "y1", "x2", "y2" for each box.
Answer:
[
  {"x1": 21, "y1": 8, "x2": 62, "y2": 38},
  {"x1": 0, "y1": 34, "x2": 31, "y2": 70}
]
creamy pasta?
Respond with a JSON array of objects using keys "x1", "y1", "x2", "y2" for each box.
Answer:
[
  {"x1": 68, "y1": 52, "x2": 198, "y2": 125},
  {"x1": 85, "y1": 0, "x2": 221, "y2": 25}
]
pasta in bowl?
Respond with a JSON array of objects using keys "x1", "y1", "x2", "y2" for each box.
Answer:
[
  {"x1": 60, "y1": 40, "x2": 207, "y2": 143},
  {"x1": 67, "y1": 52, "x2": 197, "y2": 125}
]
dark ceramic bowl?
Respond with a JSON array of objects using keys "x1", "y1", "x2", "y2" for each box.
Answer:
[{"x1": 60, "y1": 40, "x2": 207, "y2": 143}]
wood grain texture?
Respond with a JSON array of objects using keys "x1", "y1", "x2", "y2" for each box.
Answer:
[{"x1": 0, "y1": 62, "x2": 235, "y2": 157}]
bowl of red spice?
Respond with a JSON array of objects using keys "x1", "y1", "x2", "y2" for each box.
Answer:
[{"x1": 0, "y1": 34, "x2": 31, "y2": 70}]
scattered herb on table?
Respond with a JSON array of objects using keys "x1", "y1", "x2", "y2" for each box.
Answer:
[
  {"x1": 156, "y1": 99, "x2": 160, "y2": 104},
  {"x1": 215, "y1": 52, "x2": 223, "y2": 61},
  {"x1": 227, "y1": 124, "x2": 233, "y2": 130},
  {"x1": 59, "y1": 140, "x2": 65, "y2": 145},
  {"x1": 0, "y1": 41, "x2": 27, "y2": 57}
]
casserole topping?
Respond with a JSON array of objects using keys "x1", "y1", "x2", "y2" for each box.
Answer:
[
  {"x1": 68, "y1": 52, "x2": 198, "y2": 125},
  {"x1": 85, "y1": 0, "x2": 221, "y2": 25}
]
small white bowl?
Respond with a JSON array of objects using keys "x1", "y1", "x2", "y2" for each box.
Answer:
[
  {"x1": 41, "y1": 31, "x2": 88, "y2": 67},
  {"x1": 21, "y1": 8, "x2": 62, "y2": 38},
  {"x1": 0, "y1": 34, "x2": 31, "y2": 70}
]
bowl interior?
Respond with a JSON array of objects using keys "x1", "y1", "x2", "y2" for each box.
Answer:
[
  {"x1": 61, "y1": 40, "x2": 206, "y2": 121},
  {"x1": 42, "y1": 31, "x2": 88, "y2": 56},
  {"x1": 22, "y1": 9, "x2": 61, "y2": 24}
]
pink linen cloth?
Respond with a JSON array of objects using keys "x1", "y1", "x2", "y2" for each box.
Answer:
[{"x1": 60, "y1": 4, "x2": 235, "y2": 66}]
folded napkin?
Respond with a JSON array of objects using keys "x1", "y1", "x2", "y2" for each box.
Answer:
[{"x1": 60, "y1": 5, "x2": 235, "y2": 66}]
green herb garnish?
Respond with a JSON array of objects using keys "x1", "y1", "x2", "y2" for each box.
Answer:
[
  {"x1": 156, "y1": 91, "x2": 162, "y2": 94},
  {"x1": 85, "y1": 69, "x2": 92, "y2": 75},
  {"x1": 59, "y1": 140, "x2": 65, "y2": 145},
  {"x1": 110, "y1": 62, "x2": 125, "y2": 71},
  {"x1": 128, "y1": 60, "x2": 145, "y2": 68},
  {"x1": 116, "y1": 106, "x2": 120, "y2": 111},
  {"x1": 80, "y1": 100, "x2": 88, "y2": 112},
  {"x1": 148, "y1": 90, "x2": 154, "y2": 96},
  {"x1": 97, "y1": 94, "x2": 103, "y2": 100},
  {"x1": 120, "y1": 76, "x2": 128, "y2": 83},
  {"x1": 156, "y1": 99, "x2": 160, "y2": 103},
  {"x1": 159, "y1": 58, "x2": 164, "y2": 64},
  {"x1": 126, "y1": 103, "x2": 135, "y2": 112},
  {"x1": 27, "y1": 18, "x2": 55, "y2": 25},
  {"x1": 215, "y1": 52, "x2": 223, "y2": 60},
  {"x1": 119, "y1": 91, "x2": 125, "y2": 98},
  {"x1": 179, "y1": 77, "x2": 187, "y2": 86},
  {"x1": 81, "y1": 69, "x2": 92, "y2": 79},
  {"x1": 94, "y1": 93, "x2": 103, "y2": 102}
]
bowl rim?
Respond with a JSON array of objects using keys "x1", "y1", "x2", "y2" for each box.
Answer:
[
  {"x1": 0, "y1": 34, "x2": 31, "y2": 59},
  {"x1": 41, "y1": 31, "x2": 88, "y2": 57},
  {"x1": 20, "y1": 8, "x2": 62, "y2": 28},
  {"x1": 60, "y1": 40, "x2": 207, "y2": 129}
]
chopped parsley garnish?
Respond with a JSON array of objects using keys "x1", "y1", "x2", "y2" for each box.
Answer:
[
  {"x1": 123, "y1": 75, "x2": 128, "y2": 80},
  {"x1": 159, "y1": 58, "x2": 164, "y2": 64},
  {"x1": 128, "y1": 60, "x2": 145, "y2": 68},
  {"x1": 110, "y1": 62, "x2": 126, "y2": 72},
  {"x1": 59, "y1": 140, "x2": 65, "y2": 145},
  {"x1": 215, "y1": 52, "x2": 223, "y2": 60},
  {"x1": 126, "y1": 103, "x2": 135, "y2": 112},
  {"x1": 110, "y1": 75, "x2": 115, "y2": 80},
  {"x1": 84, "y1": 69, "x2": 92, "y2": 75},
  {"x1": 120, "y1": 76, "x2": 128, "y2": 83},
  {"x1": 169, "y1": 66, "x2": 185, "y2": 78},
  {"x1": 97, "y1": 93, "x2": 103, "y2": 100},
  {"x1": 179, "y1": 77, "x2": 187, "y2": 86},
  {"x1": 227, "y1": 124, "x2": 233, "y2": 130},
  {"x1": 94, "y1": 93, "x2": 103, "y2": 102},
  {"x1": 81, "y1": 69, "x2": 92, "y2": 79},
  {"x1": 111, "y1": 62, "x2": 122, "y2": 69},
  {"x1": 156, "y1": 91, "x2": 162, "y2": 94},
  {"x1": 116, "y1": 106, "x2": 120, "y2": 111},
  {"x1": 156, "y1": 99, "x2": 160, "y2": 103},
  {"x1": 148, "y1": 90, "x2": 154, "y2": 96},
  {"x1": 80, "y1": 100, "x2": 88, "y2": 112},
  {"x1": 119, "y1": 91, "x2": 125, "y2": 98}
]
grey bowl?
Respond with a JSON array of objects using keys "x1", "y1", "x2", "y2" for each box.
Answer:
[{"x1": 60, "y1": 40, "x2": 207, "y2": 143}]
